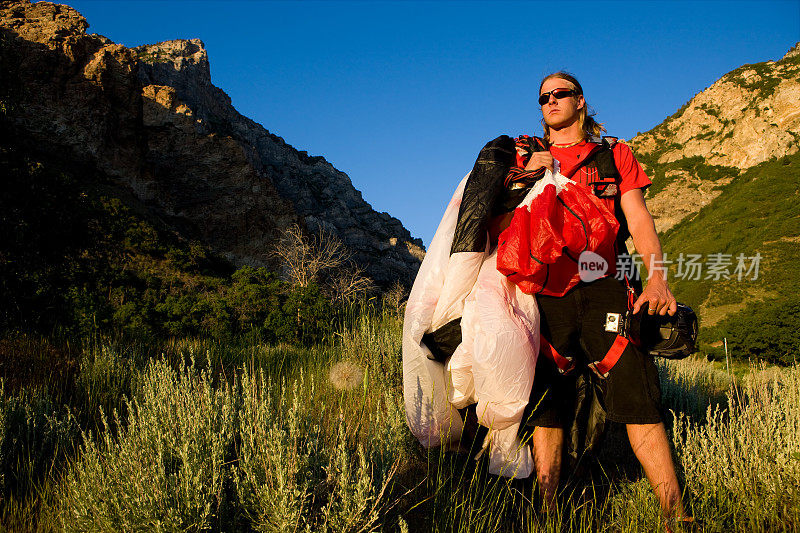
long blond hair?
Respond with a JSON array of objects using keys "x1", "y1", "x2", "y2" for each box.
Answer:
[{"x1": 539, "y1": 71, "x2": 605, "y2": 143}]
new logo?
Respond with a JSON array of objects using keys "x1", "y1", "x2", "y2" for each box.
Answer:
[{"x1": 578, "y1": 251, "x2": 608, "y2": 283}]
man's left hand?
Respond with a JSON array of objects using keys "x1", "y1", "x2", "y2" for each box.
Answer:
[{"x1": 632, "y1": 277, "x2": 677, "y2": 316}]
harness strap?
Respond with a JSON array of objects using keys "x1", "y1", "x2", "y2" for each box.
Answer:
[
  {"x1": 540, "y1": 337, "x2": 575, "y2": 374},
  {"x1": 588, "y1": 334, "x2": 629, "y2": 379},
  {"x1": 623, "y1": 275, "x2": 643, "y2": 348},
  {"x1": 561, "y1": 144, "x2": 602, "y2": 181},
  {"x1": 624, "y1": 275, "x2": 638, "y2": 310},
  {"x1": 542, "y1": 275, "x2": 638, "y2": 379},
  {"x1": 586, "y1": 275, "x2": 638, "y2": 378}
]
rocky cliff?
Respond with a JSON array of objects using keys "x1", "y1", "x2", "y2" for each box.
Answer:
[
  {"x1": 625, "y1": 43, "x2": 800, "y2": 348},
  {"x1": 0, "y1": 0, "x2": 424, "y2": 286},
  {"x1": 629, "y1": 42, "x2": 800, "y2": 233}
]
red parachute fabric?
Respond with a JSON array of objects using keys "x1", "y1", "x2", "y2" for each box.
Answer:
[{"x1": 496, "y1": 176, "x2": 619, "y2": 297}]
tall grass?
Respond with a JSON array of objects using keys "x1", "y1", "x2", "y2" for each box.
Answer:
[
  {"x1": 658, "y1": 356, "x2": 733, "y2": 421},
  {"x1": 39, "y1": 310, "x2": 409, "y2": 532},
  {"x1": 57, "y1": 358, "x2": 237, "y2": 531},
  {"x1": 0, "y1": 382, "x2": 77, "y2": 531},
  {"x1": 1, "y1": 311, "x2": 798, "y2": 531},
  {"x1": 418, "y1": 358, "x2": 800, "y2": 532},
  {"x1": 235, "y1": 369, "x2": 405, "y2": 532},
  {"x1": 673, "y1": 362, "x2": 800, "y2": 531}
]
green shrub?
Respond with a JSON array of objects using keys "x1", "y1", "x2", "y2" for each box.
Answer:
[
  {"x1": 235, "y1": 372, "x2": 324, "y2": 532},
  {"x1": 227, "y1": 266, "x2": 285, "y2": 340},
  {"x1": 234, "y1": 370, "x2": 402, "y2": 532},
  {"x1": 338, "y1": 308, "x2": 403, "y2": 389},
  {"x1": 719, "y1": 298, "x2": 800, "y2": 365},
  {"x1": 125, "y1": 220, "x2": 166, "y2": 256},
  {"x1": 698, "y1": 102, "x2": 721, "y2": 118},
  {"x1": 54, "y1": 344, "x2": 407, "y2": 531},
  {"x1": 0, "y1": 383, "x2": 78, "y2": 501},
  {"x1": 57, "y1": 358, "x2": 237, "y2": 532}
]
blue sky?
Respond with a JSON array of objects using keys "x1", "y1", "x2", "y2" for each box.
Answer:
[{"x1": 66, "y1": 0, "x2": 799, "y2": 246}]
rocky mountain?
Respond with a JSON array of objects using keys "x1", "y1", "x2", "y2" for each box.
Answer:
[
  {"x1": 0, "y1": 0, "x2": 424, "y2": 287},
  {"x1": 625, "y1": 43, "x2": 800, "y2": 361},
  {"x1": 629, "y1": 42, "x2": 800, "y2": 233}
]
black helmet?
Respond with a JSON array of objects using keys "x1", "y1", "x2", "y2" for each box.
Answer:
[{"x1": 638, "y1": 304, "x2": 699, "y2": 359}]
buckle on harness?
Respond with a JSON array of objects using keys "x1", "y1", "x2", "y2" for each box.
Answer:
[
  {"x1": 541, "y1": 276, "x2": 638, "y2": 379},
  {"x1": 540, "y1": 337, "x2": 575, "y2": 375},
  {"x1": 589, "y1": 277, "x2": 638, "y2": 379},
  {"x1": 588, "y1": 335, "x2": 629, "y2": 380}
]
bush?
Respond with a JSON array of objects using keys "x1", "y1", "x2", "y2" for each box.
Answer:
[
  {"x1": 0, "y1": 384, "x2": 79, "y2": 501},
  {"x1": 55, "y1": 350, "x2": 406, "y2": 531},
  {"x1": 235, "y1": 372, "x2": 324, "y2": 532},
  {"x1": 235, "y1": 366, "x2": 404, "y2": 532},
  {"x1": 279, "y1": 283, "x2": 334, "y2": 345},
  {"x1": 57, "y1": 358, "x2": 237, "y2": 532},
  {"x1": 227, "y1": 266, "x2": 285, "y2": 340},
  {"x1": 719, "y1": 298, "x2": 800, "y2": 365}
]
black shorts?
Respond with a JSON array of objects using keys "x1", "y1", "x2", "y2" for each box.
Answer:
[{"x1": 525, "y1": 276, "x2": 662, "y2": 427}]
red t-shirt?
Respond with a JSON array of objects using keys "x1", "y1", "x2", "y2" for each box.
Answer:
[
  {"x1": 548, "y1": 140, "x2": 651, "y2": 212},
  {"x1": 491, "y1": 137, "x2": 651, "y2": 244}
]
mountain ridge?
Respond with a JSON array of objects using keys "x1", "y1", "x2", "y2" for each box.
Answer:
[
  {"x1": 625, "y1": 42, "x2": 800, "y2": 362},
  {"x1": 0, "y1": 0, "x2": 423, "y2": 287},
  {"x1": 629, "y1": 41, "x2": 800, "y2": 233}
]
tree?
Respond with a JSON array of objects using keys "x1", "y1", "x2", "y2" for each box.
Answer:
[
  {"x1": 272, "y1": 224, "x2": 348, "y2": 288},
  {"x1": 326, "y1": 264, "x2": 375, "y2": 306},
  {"x1": 381, "y1": 280, "x2": 408, "y2": 317}
]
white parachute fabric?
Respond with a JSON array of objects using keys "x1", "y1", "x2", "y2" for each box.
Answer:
[
  {"x1": 402, "y1": 173, "x2": 540, "y2": 478},
  {"x1": 402, "y1": 176, "x2": 470, "y2": 448},
  {"x1": 459, "y1": 249, "x2": 539, "y2": 429}
]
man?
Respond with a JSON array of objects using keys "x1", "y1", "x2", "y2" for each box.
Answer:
[{"x1": 519, "y1": 72, "x2": 689, "y2": 523}]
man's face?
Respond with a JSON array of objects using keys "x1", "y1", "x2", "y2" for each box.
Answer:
[{"x1": 540, "y1": 77, "x2": 585, "y2": 129}]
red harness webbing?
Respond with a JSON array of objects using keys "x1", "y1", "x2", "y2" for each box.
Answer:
[
  {"x1": 588, "y1": 335, "x2": 629, "y2": 379},
  {"x1": 539, "y1": 337, "x2": 575, "y2": 375},
  {"x1": 541, "y1": 334, "x2": 629, "y2": 380},
  {"x1": 541, "y1": 275, "x2": 638, "y2": 379}
]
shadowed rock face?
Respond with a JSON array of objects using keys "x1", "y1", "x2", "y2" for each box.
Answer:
[{"x1": 0, "y1": 0, "x2": 424, "y2": 286}]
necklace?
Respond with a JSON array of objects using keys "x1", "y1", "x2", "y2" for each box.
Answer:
[{"x1": 551, "y1": 139, "x2": 584, "y2": 148}]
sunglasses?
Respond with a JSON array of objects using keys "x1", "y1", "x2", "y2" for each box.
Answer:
[{"x1": 538, "y1": 88, "x2": 577, "y2": 106}]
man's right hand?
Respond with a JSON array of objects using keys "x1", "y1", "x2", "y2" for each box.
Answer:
[{"x1": 525, "y1": 151, "x2": 554, "y2": 172}]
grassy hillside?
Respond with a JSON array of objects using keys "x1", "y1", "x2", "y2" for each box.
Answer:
[
  {"x1": 659, "y1": 152, "x2": 800, "y2": 364},
  {"x1": 625, "y1": 44, "x2": 800, "y2": 365},
  {"x1": 1, "y1": 311, "x2": 798, "y2": 532},
  {"x1": 637, "y1": 152, "x2": 740, "y2": 197}
]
